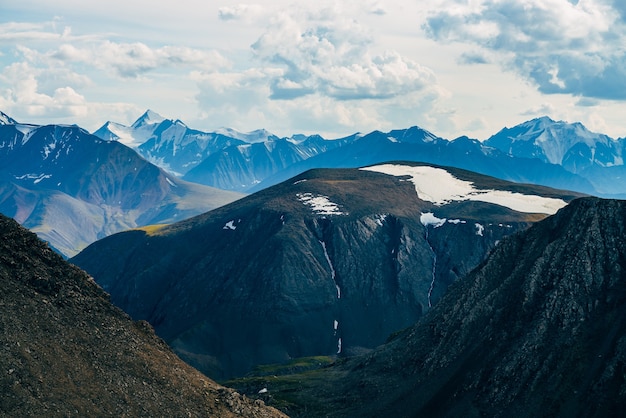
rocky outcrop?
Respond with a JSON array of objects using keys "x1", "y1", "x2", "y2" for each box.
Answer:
[
  {"x1": 266, "y1": 197, "x2": 626, "y2": 417},
  {"x1": 0, "y1": 214, "x2": 285, "y2": 418}
]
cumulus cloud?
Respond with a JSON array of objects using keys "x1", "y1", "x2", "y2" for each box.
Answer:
[
  {"x1": 48, "y1": 41, "x2": 231, "y2": 78},
  {"x1": 250, "y1": 9, "x2": 436, "y2": 101},
  {"x1": 424, "y1": 0, "x2": 626, "y2": 99},
  {"x1": 0, "y1": 62, "x2": 88, "y2": 118},
  {"x1": 218, "y1": 4, "x2": 265, "y2": 21}
]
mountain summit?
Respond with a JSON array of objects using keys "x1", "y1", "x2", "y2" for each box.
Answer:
[
  {"x1": 72, "y1": 163, "x2": 582, "y2": 379},
  {"x1": 0, "y1": 111, "x2": 17, "y2": 125},
  {"x1": 485, "y1": 116, "x2": 623, "y2": 172}
]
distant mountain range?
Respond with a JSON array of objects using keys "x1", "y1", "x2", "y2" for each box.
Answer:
[
  {"x1": 0, "y1": 114, "x2": 242, "y2": 257},
  {"x1": 72, "y1": 162, "x2": 582, "y2": 379},
  {"x1": 2, "y1": 107, "x2": 624, "y2": 254},
  {"x1": 227, "y1": 197, "x2": 626, "y2": 417},
  {"x1": 93, "y1": 110, "x2": 626, "y2": 198},
  {"x1": 0, "y1": 213, "x2": 285, "y2": 417}
]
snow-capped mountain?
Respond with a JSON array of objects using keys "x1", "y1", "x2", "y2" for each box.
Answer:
[
  {"x1": 0, "y1": 118, "x2": 242, "y2": 256},
  {"x1": 215, "y1": 127, "x2": 280, "y2": 143},
  {"x1": 94, "y1": 111, "x2": 248, "y2": 175},
  {"x1": 72, "y1": 162, "x2": 582, "y2": 379},
  {"x1": 249, "y1": 127, "x2": 597, "y2": 196},
  {"x1": 485, "y1": 116, "x2": 623, "y2": 172},
  {"x1": 93, "y1": 109, "x2": 165, "y2": 147},
  {"x1": 0, "y1": 110, "x2": 18, "y2": 125},
  {"x1": 183, "y1": 134, "x2": 351, "y2": 192}
]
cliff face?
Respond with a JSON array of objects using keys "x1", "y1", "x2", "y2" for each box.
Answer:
[
  {"x1": 72, "y1": 164, "x2": 580, "y2": 379},
  {"x1": 0, "y1": 214, "x2": 285, "y2": 418},
  {"x1": 268, "y1": 197, "x2": 626, "y2": 417}
]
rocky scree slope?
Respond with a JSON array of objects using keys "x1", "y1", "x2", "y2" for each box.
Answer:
[
  {"x1": 72, "y1": 163, "x2": 582, "y2": 380},
  {"x1": 0, "y1": 214, "x2": 285, "y2": 418},
  {"x1": 252, "y1": 197, "x2": 626, "y2": 417}
]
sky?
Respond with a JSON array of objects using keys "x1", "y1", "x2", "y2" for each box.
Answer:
[{"x1": 2, "y1": 0, "x2": 626, "y2": 140}]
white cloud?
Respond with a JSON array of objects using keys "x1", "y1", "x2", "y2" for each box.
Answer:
[
  {"x1": 424, "y1": 0, "x2": 626, "y2": 100},
  {"x1": 250, "y1": 8, "x2": 436, "y2": 101},
  {"x1": 218, "y1": 4, "x2": 265, "y2": 21}
]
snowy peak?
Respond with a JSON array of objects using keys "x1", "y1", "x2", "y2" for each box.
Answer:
[
  {"x1": 214, "y1": 127, "x2": 279, "y2": 143},
  {"x1": 0, "y1": 111, "x2": 18, "y2": 125},
  {"x1": 387, "y1": 125, "x2": 441, "y2": 144},
  {"x1": 485, "y1": 116, "x2": 622, "y2": 172},
  {"x1": 131, "y1": 109, "x2": 165, "y2": 129}
]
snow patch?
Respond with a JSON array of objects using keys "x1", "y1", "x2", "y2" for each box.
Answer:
[
  {"x1": 165, "y1": 177, "x2": 177, "y2": 187},
  {"x1": 223, "y1": 220, "x2": 238, "y2": 230},
  {"x1": 293, "y1": 179, "x2": 307, "y2": 185},
  {"x1": 320, "y1": 240, "x2": 340, "y2": 299},
  {"x1": 475, "y1": 223, "x2": 484, "y2": 236},
  {"x1": 297, "y1": 193, "x2": 346, "y2": 216},
  {"x1": 420, "y1": 212, "x2": 446, "y2": 228},
  {"x1": 361, "y1": 164, "x2": 567, "y2": 214},
  {"x1": 16, "y1": 173, "x2": 52, "y2": 184},
  {"x1": 337, "y1": 338, "x2": 342, "y2": 354},
  {"x1": 447, "y1": 219, "x2": 466, "y2": 224},
  {"x1": 374, "y1": 213, "x2": 388, "y2": 226}
]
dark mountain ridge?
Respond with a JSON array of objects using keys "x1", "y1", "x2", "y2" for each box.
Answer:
[
  {"x1": 242, "y1": 196, "x2": 626, "y2": 417},
  {"x1": 0, "y1": 214, "x2": 285, "y2": 417},
  {"x1": 72, "y1": 163, "x2": 583, "y2": 379}
]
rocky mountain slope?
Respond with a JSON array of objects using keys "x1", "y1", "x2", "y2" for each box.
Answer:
[
  {"x1": 241, "y1": 197, "x2": 626, "y2": 417},
  {"x1": 0, "y1": 118, "x2": 242, "y2": 257},
  {"x1": 0, "y1": 214, "x2": 285, "y2": 418},
  {"x1": 72, "y1": 163, "x2": 582, "y2": 379}
]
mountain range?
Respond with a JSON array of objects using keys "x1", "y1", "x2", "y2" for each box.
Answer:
[
  {"x1": 2, "y1": 108, "x2": 625, "y2": 257},
  {"x1": 71, "y1": 162, "x2": 582, "y2": 379},
  {"x1": 94, "y1": 111, "x2": 626, "y2": 198},
  {"x1": 0, "y1": 114, "x2": 242, "y2": 257},
  {"x1": 2, "y1": 107, "x2": 626, "y2": 416},
  {"x1": 0, "y1": 213, "x2": 285, "y2": 417},
  {"x1": 227, "y1": 197, "x2": 626, "y2": 417}
]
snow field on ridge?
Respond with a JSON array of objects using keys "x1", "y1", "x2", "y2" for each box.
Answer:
[{"x1": 361, "y1": 164, "x2": 567, "y2": 215}]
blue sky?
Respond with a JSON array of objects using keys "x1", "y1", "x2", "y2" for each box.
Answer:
[{"x1": 2, "y1": 0, "x2": 626, "y2": 139}]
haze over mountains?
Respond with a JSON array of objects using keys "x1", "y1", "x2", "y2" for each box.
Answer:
[
  {"x1": 94, "y1": 110, "x2": 626, "y2": 198},
  {"x1": 0, "y1": 111, "x2": 243, "y2": 257},
  {"x1": 72, "y1": 163, "x2": 582, "y2": 379},
  {"x1": 2, "y1": 108, "x2": 625, "y2": 257}
]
